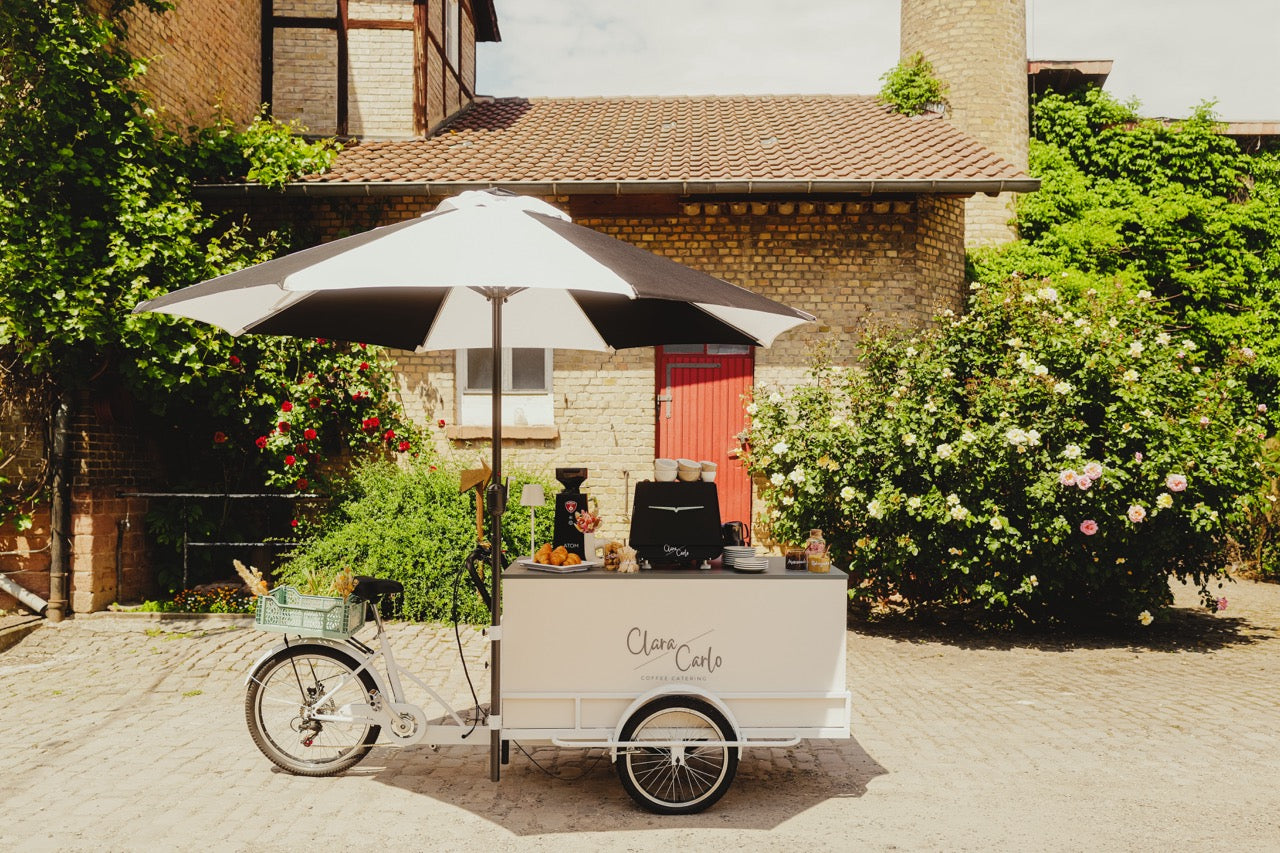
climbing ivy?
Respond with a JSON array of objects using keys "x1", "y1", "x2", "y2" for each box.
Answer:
[{"x1": 0, "y1": 0, "x2": 419, "y2": 531}]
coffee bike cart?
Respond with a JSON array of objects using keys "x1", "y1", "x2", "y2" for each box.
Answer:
[{"x1": 243, "y1": 477, "x2": 851, "y2": 815}]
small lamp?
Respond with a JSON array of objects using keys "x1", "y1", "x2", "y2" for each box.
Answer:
[{"x1": 519, "y1": 484, "x2": 545, "y2": 558}]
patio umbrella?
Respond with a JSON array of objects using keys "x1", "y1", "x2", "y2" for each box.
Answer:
[{"x1": 134, "y1": 188, "x2": 815, "y2": 780}]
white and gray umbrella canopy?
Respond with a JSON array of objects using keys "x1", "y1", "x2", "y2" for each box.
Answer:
[
  {"x1": 137, "y1": 189, "x2": 813, "y2": 351},
  {"x1": 134, "y1": 189, "x2": 814, "y2": 783}
]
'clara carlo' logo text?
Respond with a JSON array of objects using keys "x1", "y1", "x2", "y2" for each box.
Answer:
[{"x1": 626, "y1": 626, "x2": 723, "y2": 680}]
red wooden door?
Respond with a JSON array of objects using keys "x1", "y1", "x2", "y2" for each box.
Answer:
[{"x1": 655, "y1": 345, "x2": 755, "y2": 529}]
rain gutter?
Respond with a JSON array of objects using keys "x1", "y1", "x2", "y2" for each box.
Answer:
[{"x1": 195, "y1": 177, "x2": 1040, "y2": 200}]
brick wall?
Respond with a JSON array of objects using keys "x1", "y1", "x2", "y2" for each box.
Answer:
[
  {"x1": 901, "y1": 0, "x2": 1028, "y2": 246},
  {"x1": 221, "y1": 192, "x2": 968, "y2": 544},
  {"x1": 0, "y1": 390, "x2": 157, "y2": 615},
  {"x1": 90, "y1": 0, "x2": 261, "y2": 130}
]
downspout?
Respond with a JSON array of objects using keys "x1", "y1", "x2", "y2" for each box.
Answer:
[
  {"x1": 46, "y1": 390, "x2": 74, "y2": 623},
  {"x1": 0, "y1": 573, "x2": 47, "y2": 615}
]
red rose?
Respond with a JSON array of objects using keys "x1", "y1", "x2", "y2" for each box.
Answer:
[
  {"x1": 304, "y1": 428, "x2": 317, "y2": 440},
  {"x1": 290, "y1": 519, "x2": 299, "y2": 528},
  {"x1": 306, "y1": 372, "x2": 315, "y2": 379},
  {"x1": 281, "y1": 401, "x2": 293, "y2": 412},
  {"x1": 437, "y1": 418, "x2": 446, "y2": 428},
  {"x1": 359, "y1": 362, "x2": 370, "y2": 371},
  {"x1": 296, "y1": 442, "x2": 308, "y2": 453},
  {"x1": 213, "y1": 431, "x2": 227, "y2": 444},
  {"x1": 278, "y1": 421, "x2": 290, "y2": 433},
  {"x1": 284, "y1": 454, "x2": 296, "y2": 466},
  {"x1": 309, "y1": 397, "x2": 321, "y2": 409},
  {"x1": 295, "y1": 478, "x2": 308, "y2": 490},
  {"x1": 383, "y1": 429, "x2": 395, "y2": 441},
  {"x1": 255, "y1": 436, "x2": 268, "y2": 449},
  {"x1": 359, "y1": 343, "x2": 367, "y2": 349},
  {"x1": 316, "y1": 338, "x2": 326, "y2": 345},
  {"x1": 228, "y1": 355, "x2": 241, "y2": 367},
  {"x1": 362, "y1": 416, "x2": 380, "y2": 431},
  {"x1": 398, "y1": 440, "x2": 411, "y2": 452},
  {"x1": 429, "y1": 464, "x2": 437, "y2": 471}
]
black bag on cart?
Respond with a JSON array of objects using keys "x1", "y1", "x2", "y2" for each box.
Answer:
[{"x1": 628, "y1": 481, "x2": 723, "y2": 568}]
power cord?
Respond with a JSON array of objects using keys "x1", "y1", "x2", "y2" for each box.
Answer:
[
  {"x1": 510, "y1": 739, "x2": 607, "y2": 781},
  {"x1": 451, "y1": 545, "x2": 489, "y2": 738}
]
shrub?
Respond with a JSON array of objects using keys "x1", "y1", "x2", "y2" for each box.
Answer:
[
  {"x1": 275, "y1": 457, "x2": 555, "y2": 622},
  {"x1": 878, "y1": 52, "x2": 949, "y2": 116},
  {"x1": 744, "y1": 275, "x2": 1264, "y2": 627}
]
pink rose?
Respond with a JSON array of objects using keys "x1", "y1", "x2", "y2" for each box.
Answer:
[
  {"x1": 1059, "y1": 469, "x2": 1077, "y2": 486},
  {"x1": 1083, "y1": 461, "x2": 1103, "y2": 480},
  {"x1": 1166, "y1": 474, "x2": 1187, "y2": 492},
  {"x1": 1076, "y1": 476, "x2": 1093, "y2": 490},
  {"x1": 1216, "y1": 597, "x2": 1228, "y2": 611},
  {"x1": 1127, "y1": 504, "x2": 1147, "y2": 523},
  {"x1": 1080, "y1": 519, "x2": 1098, "y2": 536}
]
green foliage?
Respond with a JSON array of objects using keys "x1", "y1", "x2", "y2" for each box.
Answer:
[
  {"x1": 131, "y1": 586, "x2": 256, "y2": 614},
  {"x1": 878, "y1": 52, "x2": 949, "y2": 116},
  {"x1": 971, "y1": 89, "x2": 1280, "y2": 410},
  {"x1": 0, "y1": 0, "x2": 412, "y2": 535},
  {"x1": 275, "y1": 458, "x2": 556, "y2": 623},
  {"x1": 745, "y1": 276, "x2": 1263, "y2": 627},
  {"x1": 187, "y1": 112, "x2": 340, "y2": 189}
]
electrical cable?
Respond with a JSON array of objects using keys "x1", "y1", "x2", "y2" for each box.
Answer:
[
  {"x1": 452, "y1": 546, "x2": 486, "y2": 739},
  {"x1": 510, "y1": 739, "x2": 607, "y2": 781}
]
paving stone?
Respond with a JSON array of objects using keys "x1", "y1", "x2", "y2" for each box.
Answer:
[{"x1": 0, "y1": 578, "x2": 1278, "y2": 851}]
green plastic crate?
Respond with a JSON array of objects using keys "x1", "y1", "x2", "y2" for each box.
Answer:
[{"x1": 254, "y1": 586, "x2": 366, "y2": 639}]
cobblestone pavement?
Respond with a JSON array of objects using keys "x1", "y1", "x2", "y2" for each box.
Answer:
[{"x1": 1, "y1": 577, "x2": 1278, "y2": 853}]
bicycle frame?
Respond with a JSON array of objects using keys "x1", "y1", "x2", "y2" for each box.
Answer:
[{"x1": 246, "y1": 600, "x2": 484, "y2": 748}]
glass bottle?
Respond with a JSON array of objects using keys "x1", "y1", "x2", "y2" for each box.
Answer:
[{"x1": 805, "y1": 528, "x2": 830, "y2": 573}]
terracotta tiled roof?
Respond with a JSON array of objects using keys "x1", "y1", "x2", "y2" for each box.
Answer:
[{"x1": 295, "y1": 95, "x2": 1035, "y2": 193}]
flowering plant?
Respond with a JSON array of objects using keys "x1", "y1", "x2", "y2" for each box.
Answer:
[
  {"x1": 744, "y1": 274, "x2": 1263, "y2": 626},
  {"x1": 574, "y1": 500, "x2": 602, "y2": 534}
]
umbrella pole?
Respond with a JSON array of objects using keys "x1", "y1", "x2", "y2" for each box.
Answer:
[{"x1": 487, "y1": 289, "x2": 507, "y2": 783}]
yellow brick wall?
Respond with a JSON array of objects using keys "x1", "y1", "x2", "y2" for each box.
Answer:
[
  {"x1": 901, "y1": 0, "x2": 1028, "y2": 246},
  {"x1": 224, "y1": 193, "x2": 968, "y2": 542}
]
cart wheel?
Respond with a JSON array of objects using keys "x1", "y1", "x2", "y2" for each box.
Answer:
[{"x1": 616, "y1": 695, "x2": 738, "y2": 815}]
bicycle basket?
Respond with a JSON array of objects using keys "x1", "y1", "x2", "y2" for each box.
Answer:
[{"x1": 254, "y1": 586, "x2": 366, "y2": 639}]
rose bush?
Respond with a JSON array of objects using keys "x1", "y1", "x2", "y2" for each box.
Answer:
[{"x1": 745, "y1": 274, "x2": 1264, "y2": 626}]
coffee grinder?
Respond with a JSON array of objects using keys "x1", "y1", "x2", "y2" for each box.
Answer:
[{"x1": 552, "y1": 467, "x2": 589, "y2": 557}]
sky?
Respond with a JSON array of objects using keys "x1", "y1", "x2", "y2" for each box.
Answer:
[{"x1": 477, "y1": 0, "x2": 1280, "y2": 121}]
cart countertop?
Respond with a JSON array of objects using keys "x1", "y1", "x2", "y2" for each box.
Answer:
[{"x1": 504, "y1": 555, "x2": 846, "y2": 580}]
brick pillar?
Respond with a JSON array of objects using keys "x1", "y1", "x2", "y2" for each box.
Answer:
[{"x1": 901, "y1": 0, "x2": 1029, "y2": 246}]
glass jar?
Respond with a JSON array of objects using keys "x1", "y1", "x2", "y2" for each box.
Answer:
[
  {"x1": 805, "y1": 528, "x2": 830, "y2": 573},
  {"x1": 785, "y1": 546, "x2": 807, "y2": 572}
]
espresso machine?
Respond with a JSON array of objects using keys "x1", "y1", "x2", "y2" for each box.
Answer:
[{"x1": 552, "y1": 467, "x2": 589, "y2": 557}]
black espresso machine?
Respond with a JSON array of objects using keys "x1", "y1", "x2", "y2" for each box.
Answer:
[
  {"x1": 553, "y1": 467, "x2": 590, "y2": 557},
  {"x1": 628, "y1": 480, "x2": 723, "y2": 568}
]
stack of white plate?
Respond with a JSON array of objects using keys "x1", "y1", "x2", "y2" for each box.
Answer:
[
  {"x1": 722, "y1": 545, "x2": 757, "y2": 566},
  {"x1": 730, "y1": 556, "x2": 768, "y2": 573}
]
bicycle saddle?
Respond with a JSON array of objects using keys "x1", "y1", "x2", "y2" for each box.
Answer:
[{"x1": 354, "y1": 576, "x2": 404, "y2": 600}]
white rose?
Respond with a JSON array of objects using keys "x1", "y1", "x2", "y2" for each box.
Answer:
[
  {"x1": 769, "y1": 472, "x2": 785, "y2": 486},
  {"x1": 840, "y1": 486, "x2": 856, "y2": 501},
  {"x1": 935, "y1": 443, "x2": 953, "y2": 460},
  {"x1": 771, "y1": 441, "x2": 789, "y2": 456}
]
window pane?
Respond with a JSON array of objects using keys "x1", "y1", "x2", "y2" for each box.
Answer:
[
  {"x1": 707, "y1": 344, "x2": 751, "y2": 355},
  {"x1": 511, "y1": 348, "x2": 547, "y2": 391},
  {"x1": 662, "y1": 344, "x2": 705, "y2": 354},
  {"x1": 466, "y1": 349, "x2": 492, "y2": 391}
]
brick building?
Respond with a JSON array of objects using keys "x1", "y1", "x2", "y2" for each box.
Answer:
[{"x1": 3, "y1": 0, "x2": 1036, "y2": 613}]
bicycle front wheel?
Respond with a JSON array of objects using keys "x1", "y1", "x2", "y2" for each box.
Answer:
[{"x1": 245, "y1": 645, "x2": 381, "y2": 776}]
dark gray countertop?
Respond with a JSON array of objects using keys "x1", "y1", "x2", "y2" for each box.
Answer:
[{"x1": 505, "y1": 555, "x2": 846, "y2": 580}]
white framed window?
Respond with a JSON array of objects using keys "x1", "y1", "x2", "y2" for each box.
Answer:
[
  {"x1": 457, "y1": 348, "x2": 554, "y2": 426},
  {"x1": 444, "y1": 0, "x2": 460, "y2": 70}
]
